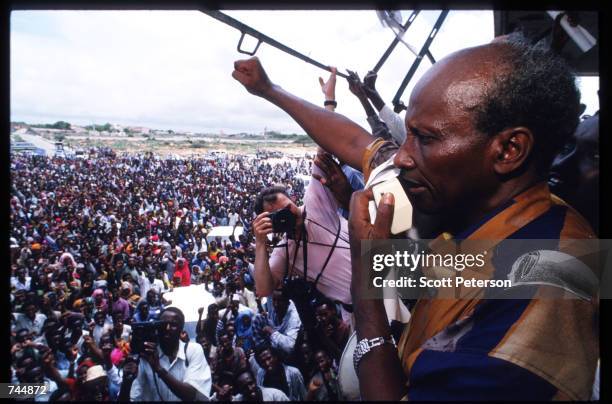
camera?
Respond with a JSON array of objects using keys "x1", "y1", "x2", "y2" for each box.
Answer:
[
  {"x1": 268, "y1": 206, "x2": 296, "y2": 233},
  {"x1": 131, "y1": 321, "x2": 163, "y2": 354}
]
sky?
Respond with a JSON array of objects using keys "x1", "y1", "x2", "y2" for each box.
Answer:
[{"x1": 10, "y1": 10, "x2": 600, "y2": 135}]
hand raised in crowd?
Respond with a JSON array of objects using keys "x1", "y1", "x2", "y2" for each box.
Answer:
[
  {"x1": 252, "y1": 212, "x2": 273, "y2": 244},
  {"x1": 11, "y1": 343, "x2": 22, "y2": 355},
  {"x1": 346, "y1": 69, "x2": 367, "y2": 99},
  {"x1": 232, "y1": 57, "x2": 274, "y2": 97},
  {"x1": 83, "y1": 334, "x2": 95, "y2": 348},
  {"x1": 262, "y1": 325, "x2": 275, "y2": 336},
  {"x1": 41, "y1": 349, "x2": 56, "y2": 369},
  {"x1": 319, "y1": 67, "x2": 337, "y2": 101},
  {"x1": 312, "y1": 152, "x2": 353, "y2": 210},
  {"x1": 308, "y1": 377, "x2": 323, "y2": 392},
  {"x1": 198, "y1": 307, "x2": 204, "y2": 315},
  {"x1": 362, "y1": 70, "x2": 378, "y2": 98}
]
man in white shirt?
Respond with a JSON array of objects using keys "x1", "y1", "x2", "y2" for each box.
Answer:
[
  {"x1": 12, "y1": 300, "x2": 47, "y2": 336},
  {"x1": 11, "y1": 267, "x2": 32, "y2": 291},
  {"x1": 137, "y1": 268, "x2": 166, "y2": 298},
  {"x1": 121, "y1": 307, "x2": 212, "y2": 401}
]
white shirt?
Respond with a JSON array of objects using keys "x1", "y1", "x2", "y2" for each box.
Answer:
[
  {"x1": 11, "y1": 276, "x2": 31, "y2": 291},
  {"x1": 130, "y1": 340, "x2": 212, "y2": 401},
  {"x1": 12, "y1": 312, "x2": 47, "y2": 335},
  {"x1": 232, "y1": 387, "x2": 289, "y2": 401},
  {"x1": 138, "y1": 272, "x2": 167, "y2": 297},
  {"x1": 379, "y1": 104, "x2": 407, "y2": 144},
  {"x1": 92, "y1": 323, "x2": 114, "y2": 345}
]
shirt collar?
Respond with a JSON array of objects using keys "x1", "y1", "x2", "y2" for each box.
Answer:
[
  {"x1": 157, "y1": 339, "x2": 187, "y2": 363},
  {"x1": 435, "y1": 182, "x2": 552, "y2": 242}
]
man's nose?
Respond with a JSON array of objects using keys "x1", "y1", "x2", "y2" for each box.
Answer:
[{"x1": 393, "y1": 148, "x2": 416, "y2": 170}]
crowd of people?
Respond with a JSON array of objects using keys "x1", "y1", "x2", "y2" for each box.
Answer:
[
  {"x1": 10, "y1": 29, "x2": 600, "y2": 402},
  {"x1": 10, "y1": 150, "x2": 354, "y2": 400}
]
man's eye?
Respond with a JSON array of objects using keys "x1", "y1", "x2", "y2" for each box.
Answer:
[{"x1": 416, "y1": 134, "x2": 434, "y2": 143}]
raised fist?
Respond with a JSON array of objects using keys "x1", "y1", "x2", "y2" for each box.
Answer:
[{"x1": 232, "y1": 57, "x2": 274, "y2": 97}]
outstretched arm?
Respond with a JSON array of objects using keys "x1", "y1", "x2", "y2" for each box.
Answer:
[{"x1": 232, "y1": 57, "x2": 373, "y2": 170}]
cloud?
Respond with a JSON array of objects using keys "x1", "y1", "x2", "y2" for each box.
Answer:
[{"x1": 10, "y1": 10, "x2": 599, "y2": 133}]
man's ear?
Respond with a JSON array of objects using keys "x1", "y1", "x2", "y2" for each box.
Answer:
[{"x1": 489, "y1": 127, "x2": 534, "y2": 175}]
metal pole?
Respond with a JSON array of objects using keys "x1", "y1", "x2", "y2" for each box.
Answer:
[
  {"x1": 200, "y1": 9, "x2": 349, "y2": 79},
  {"x1": 391, "y1": 10, "x2": 449, "y2": 112},
  {"x1": 372, "y1": 10, "x2": 420, "y2": 72}
]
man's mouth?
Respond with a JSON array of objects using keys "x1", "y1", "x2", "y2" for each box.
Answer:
[{"x1": 398, "y1": 175, "x2": 427, "y2": 194}]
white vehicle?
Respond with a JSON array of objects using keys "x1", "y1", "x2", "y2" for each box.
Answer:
[
  {"x1": 296, "y1": 174, "x2": 311, "y2": 188},
  {"x1": 206, "y1": 225, "x2": 243, "y2": 244}
]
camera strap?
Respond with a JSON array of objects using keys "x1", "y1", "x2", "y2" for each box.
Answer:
[
  {"x1": 284, "y1": 210, "x2": 307, "y2": 281},
  {"x1": 312, "y1": 216, "x2": 342, "y2": 289},
  {"x1": 184, "y1": 340, "x2": 190, "y2": 367}
]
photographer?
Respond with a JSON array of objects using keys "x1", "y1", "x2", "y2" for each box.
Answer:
[
  {"x1": 121, "y1": 307, "x2": 212, "y2": 401},
  {"x1": 251, "y1": 154, "x2": 353, "y2": 326}
]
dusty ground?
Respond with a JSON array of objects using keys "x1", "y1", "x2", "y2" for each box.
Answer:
[{"x1": 63, "y1": 137, "x2": 317, "y2": 157}]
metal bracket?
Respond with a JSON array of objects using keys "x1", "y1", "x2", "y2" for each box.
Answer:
[
  {"x1": 392, "y1": 10, "x2": 449, "y2": 112},
  {"x1": 237, "y1": 32, "x2": 262, "y2": 56},
  {"x1": 201, "y1": 9, "x2": 348, "y2": 79}
]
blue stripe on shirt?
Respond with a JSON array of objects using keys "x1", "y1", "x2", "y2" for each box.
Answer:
[{"x1": 409, "y1": 349, "x2": 558, "y2": 400}]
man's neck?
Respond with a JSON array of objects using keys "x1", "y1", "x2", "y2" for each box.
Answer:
[
  {"x1": 160, "y1": 339, "x2": 179, "y2": 360},
  {"x1": 444, "y1": 176, "x2": 542, "y2": 236}
]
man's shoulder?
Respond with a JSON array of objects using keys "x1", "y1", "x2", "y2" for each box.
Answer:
[
  {"x1": 285, "y1": 364, "x2": 303, "y2": 377},
  {"x1": 261, "y1": 386, "x2": 290, "y2": 401},
  {"x1": 184, "y1": 339, "x2": 205, "y2": 357}
]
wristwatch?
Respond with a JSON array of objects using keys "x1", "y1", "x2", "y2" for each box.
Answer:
[{"x1": 353, "y1": 335, "x2": 396, "y2": 373}]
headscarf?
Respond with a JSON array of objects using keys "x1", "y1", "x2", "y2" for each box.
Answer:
[
  {"x1": 174, "y1": 258, "x2": 191, "y2": 287},
  {"x1": 235, "y1": 310, "x2": 254, "y2": 351},
  {"x1": 92, "y1": 289, "x2": 108, "y2": 312}
]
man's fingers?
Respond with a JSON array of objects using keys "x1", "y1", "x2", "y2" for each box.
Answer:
[
  {"x1": 315, "y1": 153, "x2": 336, "y2": 175},
  {"x1": 313, "y1": 156, "x2": 332, "y2": 175},
  {"x1": 373, "y1": 192, "x2": 394, "y2": 239},
  {"x1": 318, "y1": 77, "x2": 325, "y2": 88},
  {"x1": 320, "y1": 153, "x2": 340, "y2": 172},
  {"x1": 349, "y1": 188, "x2": 374, "y2": 228}
]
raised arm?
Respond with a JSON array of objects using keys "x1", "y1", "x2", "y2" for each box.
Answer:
[
  {"x1": 346, "y1": 70, "x2": 379, "y2": 120},
  {"x1": 232, "y1": 57, "x2": 373, "y2": 170},
  {"x1": 362, "y1": 70, "x2": 386, "y2": 112}
]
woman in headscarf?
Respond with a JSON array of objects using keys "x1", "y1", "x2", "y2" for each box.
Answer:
[
  {"x1": 92, "y1": 288, "x2": 108, "y2": 313},
  {"x1": 235, "y1": 310, "x2": 255, "y2": 353},
  {"x1": 132, "y1": 299, "x2": 153, "y2": 322},
  {"x1": 173, "y1": 257, "x2": 191, "y2": 287}
]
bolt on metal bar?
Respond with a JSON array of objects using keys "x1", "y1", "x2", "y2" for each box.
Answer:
[
  {"x1": 391, "y1": 10, "x2": 448, "y2": 112},
  {"x1": 201, "y1": 9, "x2": 349, "y2": 79}
]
